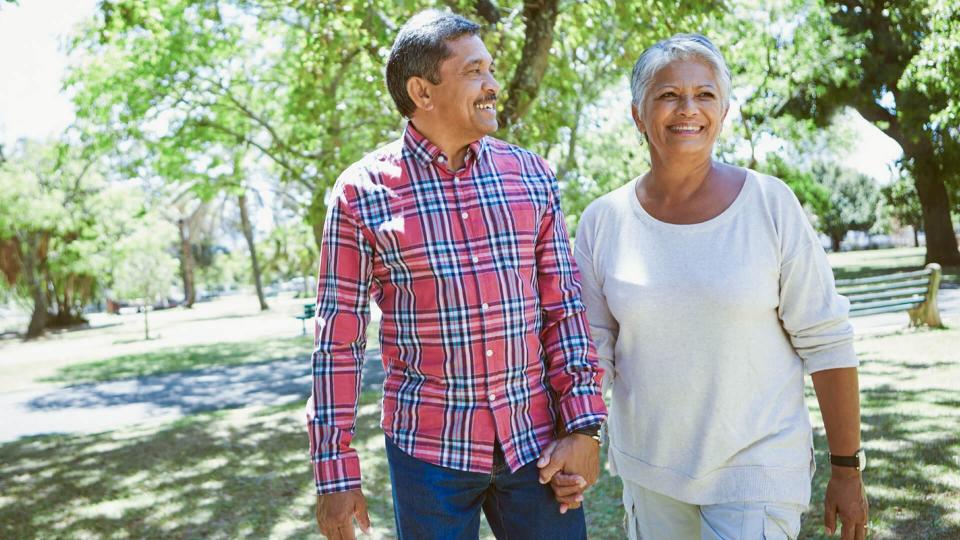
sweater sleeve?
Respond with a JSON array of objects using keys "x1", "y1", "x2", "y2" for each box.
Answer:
[
  {"x1": 573, "y1": 206, "x2": 619, "y2": 395},
  {"x1": 777, "y1": 195, "x2": 857, "y2": 374}
]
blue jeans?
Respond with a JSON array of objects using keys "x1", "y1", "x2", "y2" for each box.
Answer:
[{"x1": 385, "y1": 436, "x2": 587, "y2": 540}]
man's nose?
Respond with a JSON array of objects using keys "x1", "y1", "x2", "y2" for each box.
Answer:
[{"x1": 484, "y1": 71, "x2": 500, "y2": 95}]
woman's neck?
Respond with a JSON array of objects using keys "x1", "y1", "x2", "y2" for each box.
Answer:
[{"x1": 643, "y1": 153, "x2": 715, "y2": 204}]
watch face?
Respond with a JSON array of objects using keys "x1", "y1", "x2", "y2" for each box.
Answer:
[{"x1": 858, "y1": 449, "x2": 867, "y2": 471}]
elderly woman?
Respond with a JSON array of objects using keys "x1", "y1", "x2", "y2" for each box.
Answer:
[{"x1": 571, "y1": 35, "x2": 869, "y2": 539}]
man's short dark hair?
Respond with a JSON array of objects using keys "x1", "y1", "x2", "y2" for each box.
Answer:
[{"x1": 386, "y1": 10, "x2": 481, "y2": 118}]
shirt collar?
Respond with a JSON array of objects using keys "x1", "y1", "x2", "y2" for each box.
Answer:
[{"x1": 403, "y1": 122, "x2": 487, "y2": 169}]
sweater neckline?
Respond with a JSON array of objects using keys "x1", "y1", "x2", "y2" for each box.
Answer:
[{"x1": 628, "y1": 169, "x2": 756, "y2": 233}]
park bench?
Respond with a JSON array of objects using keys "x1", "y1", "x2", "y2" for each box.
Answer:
[
  {"x1": 296, "y1": 302, "x2": 316, "y2": 336},
  {"x1": 835, "y1": 263, "x2": 943, "y2": 328}
]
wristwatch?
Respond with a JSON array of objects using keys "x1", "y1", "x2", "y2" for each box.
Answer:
[
  {"x1": 830, "y1": 448, "x2": 866, "y2": 471},
  {"x1": 571, "y1": 423, "x2": 603, "y2": 445}
]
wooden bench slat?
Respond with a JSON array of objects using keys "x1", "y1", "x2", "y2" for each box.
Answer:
[
  {"x1": 835, "y1": 268, "x2": 932, "y2": 286},
  {"x1": 848, "y1": 295, "x2": 926, "y2": 312},
  {"x1": 837, "y1": 278, "x2": 930, "y2": 296},
  {"x1": 843, "y1": 287, "x2": 929, "y2": 302},
  {"x1": 849, "y1": 304, "x2": 923, "y2": 317}
]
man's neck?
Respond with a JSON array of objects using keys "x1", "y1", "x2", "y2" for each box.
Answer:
[{"x1": 409, "y1": 118, "x2": 474, "y2": 170}]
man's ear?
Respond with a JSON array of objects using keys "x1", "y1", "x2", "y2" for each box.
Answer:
[
  {"x1": 406, "y1": 77, "x2": 433, "y2": 112},
  {"x1": 631, "y1": 103, "x2": 645, "y2": 135}
]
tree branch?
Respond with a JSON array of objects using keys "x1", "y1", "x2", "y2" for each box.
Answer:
[
  {"x1": 497, "y1": 0, "x2": 560, "y2": 132},
  {"x1": 192, "y1": 117, "x2": 301, "y2": 178},
  {"x1": 856, "y1": 100, "x2": 905, "y2": 149}
]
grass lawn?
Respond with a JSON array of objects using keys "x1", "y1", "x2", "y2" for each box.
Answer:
[
  {"x1": 38, "y1": 323, "x2": 380, "y2": 385},
  {"x1": 2, "y1": 325, "x2": 959, "y2": 539},
  {"x1": 828, "y1": 246, "x2": 960, "y2": 285}
]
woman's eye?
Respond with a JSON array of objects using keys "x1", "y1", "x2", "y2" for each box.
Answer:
[
  {"x1": 699, "y1": 92, "x2": 715, "y2": 98},
  {"x1": 660, "y1": 92, "x2": 677, "y2": 98}
]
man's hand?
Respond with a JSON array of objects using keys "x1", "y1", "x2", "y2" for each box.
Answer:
[
  {"x1": 823, "y1": 468, "x2": 868, "y2": 539},
  {"x1": 537, "y1": 434, "x2": 600, "y2": 512},
  {"x1": 316, "y1": 489, "x2": 372, "y2": 539}
]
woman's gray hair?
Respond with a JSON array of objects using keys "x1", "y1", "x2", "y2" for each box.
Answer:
[{"x1": 630, "y1": 34, "x2": 732, "y2": 116}]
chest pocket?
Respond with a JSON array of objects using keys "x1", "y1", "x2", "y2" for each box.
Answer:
[{"x1": 484, "y1": 203, "x2": 540, "y2": 272}]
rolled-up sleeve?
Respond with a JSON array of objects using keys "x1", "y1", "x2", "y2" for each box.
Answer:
[
  {"x1": 534, "y1": 166, "x2": 607, "y2": 433},
  {"x1": 778, "y1": 239, "x2": 857, "y2": 374}
]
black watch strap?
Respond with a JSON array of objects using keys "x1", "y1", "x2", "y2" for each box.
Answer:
[
  {"x1": 571, "y1": 423, "x2": 603, "y2": 443},
  {"x1": 830, "y1": 448, "x2": 864, "y2": 469}
]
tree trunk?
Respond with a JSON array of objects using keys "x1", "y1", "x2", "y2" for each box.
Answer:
[
  {"x1": 310, "y1": 191, "x2": 326, "y2": 256},
  {"x1": 177, "y1": 218, "x2": 196, "y2": 308},
  {"x1": 913, "y1": 170, "x2": 960, "y2": 265},
  {"x1": 238, "y1": 192, "x2": 269, "y2": 310},
  {"x1": 142, "y1": 302, "x2": 150, "y2": 340},
  {"x1": 831, "y1": 233, "x2": 843, "y2": 253},
  {"x1": 913, "y1": 226, "x2": 920, "y2": 248},
  {"x1": 497, "y1": 0, "x2": 560, "y2": 133},
  {"x1": 21, "y1": 233, "x2": 48, "y2": 339}
]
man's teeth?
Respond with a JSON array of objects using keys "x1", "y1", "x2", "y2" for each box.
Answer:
[{"x1": 476, "y1": 103, "x2": 495, "y2": 110}]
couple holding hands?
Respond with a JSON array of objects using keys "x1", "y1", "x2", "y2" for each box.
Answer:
[{"x1": 307, "y1": 9, "x2": 868, "y2": 540}]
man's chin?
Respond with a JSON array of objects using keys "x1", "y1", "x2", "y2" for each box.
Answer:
[{"x1": 480, "y1": 120, "x2": 499, "y2": 134}]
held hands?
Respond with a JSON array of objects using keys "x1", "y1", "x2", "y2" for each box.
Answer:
[
  {"x1": 316, "y1": 489, "x2": 372, "y2": 539},
  {"x1": 536, "y1": 433, "x2": 601, "y2": 513},
  {"x1": 824, "y1": 468, "x2": 869, "y2": 540}
]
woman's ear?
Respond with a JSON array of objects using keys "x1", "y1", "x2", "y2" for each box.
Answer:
[
  {"x1": 407, "y1": 77, "x2": 433, "y2": 112},
  {"x1": 631, "y1": 103, "x2": 645, "y2": 135}
]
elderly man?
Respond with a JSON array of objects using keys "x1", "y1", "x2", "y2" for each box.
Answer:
[{"x1": 306, "y1": 9, "x2": 606, "y2": 540}]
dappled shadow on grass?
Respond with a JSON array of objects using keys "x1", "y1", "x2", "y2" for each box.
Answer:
[
  {"x1": 26, "y1": 349, "x2": 385, "y2": 417},
  {"x1": 41, "y1": 336, "x2": 313, "y2": 385},
  {"x1": 801, "y1": 385, "x2": 960, "y2": 539},
  {"x1": 0, "y1": 393, "x2": 394, "y2": 540}
]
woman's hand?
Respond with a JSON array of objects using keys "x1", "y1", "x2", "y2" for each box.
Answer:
[{"x1": 824, "y1": 467, "x2": 869, "y2": 539}]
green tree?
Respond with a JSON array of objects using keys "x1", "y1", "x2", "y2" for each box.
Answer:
[
  {"x1": 813, "y1": 162, "x2": 880, "y2": 252},
  {"x1": 881, "y1": 174, "x2": 924, "y2": 247},
  {"x1": 261, "y1": 220, "x2": 318, "y2": 298},
  {"x1": 0, "y1": 141, "x2": 148, "y2": 338},
  {"x1": 112, "y1": 218, "x2": 179, "y2": 340},
  {"x1": 68, "y1": 0, "x2": 725, "y2": 253},
  {"x1": 757, "y1": 154, "x2": 831, "y2": 219},
  {"x1": 778, "y1": 0, "x2": 960, "y2": 265}
]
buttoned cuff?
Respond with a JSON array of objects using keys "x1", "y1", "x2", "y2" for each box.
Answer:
[
  {"x1": 560, "y1": 393, "x2": 608, "y2": 434},
  {"x1": 313, "y1": 452, "x2": 362, "y2": 495}
]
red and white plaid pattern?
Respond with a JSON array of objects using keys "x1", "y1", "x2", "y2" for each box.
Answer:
[{"x1": 307, "y1": 123, "x2": 606, "y2": 495}]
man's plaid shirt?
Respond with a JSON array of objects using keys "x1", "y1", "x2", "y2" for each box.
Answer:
[{"x1": 307, "y1": 123, "x2": 606, "y2": 495}]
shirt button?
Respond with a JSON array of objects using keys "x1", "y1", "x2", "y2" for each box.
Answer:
[
  {"x1": 461, "y1": 212, "x2": 469, "y2": 219},
  {"x1": 472, "y1": 256, "x2": 479, "y2": 264},
  {"x1": 486, "y1": 349, "x2": 493, "y2": 357},
  {"x1": 481, "y1": 303, "x2": 489, "y2": 311},
  {"x1": 488, "y1": 393, "x2": 496, "y2": 401},
  {"x1": 454, "y1": 176, "x2": 461, "y2": 183},
  {"x1": 438, "y1": 156, "x2": 445, "y2": 163}
]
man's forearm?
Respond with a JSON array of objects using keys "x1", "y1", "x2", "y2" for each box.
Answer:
[{"x1": 811, "y1": 367, "x2": 862, "y2": 455}]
